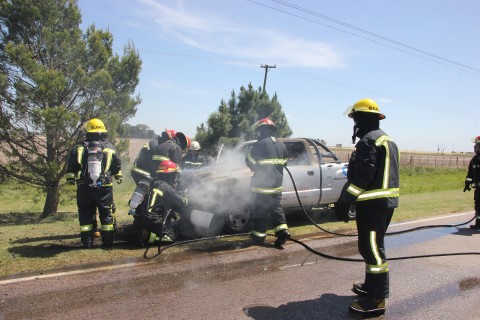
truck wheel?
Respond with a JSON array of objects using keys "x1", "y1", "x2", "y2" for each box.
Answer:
[
  {"x1": 348, "y1": 205, "x2": 356, "y2": 220},
  {"x1": 224, "y1": 206, "x2": 252, "y2": 234}
]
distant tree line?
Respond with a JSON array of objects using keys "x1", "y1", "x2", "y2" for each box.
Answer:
[{"x1": 120, "y1": 123, "x2": 156, "y2": 139}]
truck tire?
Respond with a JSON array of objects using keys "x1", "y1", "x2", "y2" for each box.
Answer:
[
  {"x1": 223, "y1": 206, "x2": 252, "y2": 234},
  {"x1": 348, "y1": 204, "x2": 356, "y2": 220}
]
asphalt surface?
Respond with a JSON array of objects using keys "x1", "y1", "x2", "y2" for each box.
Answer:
[{"x1": 1, "y1": 212, "x2": 480, "y2": 320}]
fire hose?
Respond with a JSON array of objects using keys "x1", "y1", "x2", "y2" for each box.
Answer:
[{"x1": 143, "y1": 165, "x2": 479, "y2": 261}]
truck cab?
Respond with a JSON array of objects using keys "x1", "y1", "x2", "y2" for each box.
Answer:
[{"x1": 183, "y1": 138, "x2": 349, "y2": 234}]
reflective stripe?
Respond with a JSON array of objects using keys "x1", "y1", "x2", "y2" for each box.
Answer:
[
  {"x1": 132, "y1": 167, "x2": 151, "y2": 178},
  {"x1": 148, "y1": 189, "x2": 164, "y2": 212},
  {"x1": 353, "y1": 135, "x2": 399, "y2": 202},
  {"x1": 251, "y1": 186, "x2": 283, "y2": 194},
  {"x1": 369, "y1": 231, "x2": 382, "y2": 266},
  {"x1": 65, "y1": 172, "x2": 75, "y2": 179},
  {"x1": 246, "y1": 153, "x2": 256, "y2": 166},
  {"x1": 103, "y1": 148, "x2": 115, "y2": 173},
  {"x1": 258, "y1": 158, "x2": 287, "y2": 165},
  {"x1": 184, "y1": 161, "x2": 203, "y2": 166},
  {"x1": 148, "y1": 232, "x2": 157, "y2": 244},
  {"x1": 357, "y1": 188, "x2": 399, "y2": 201},
  {"x1": 375, "y1": 135, "x2": 392, "y2": 189},
  {"x1": 466, "y1": 178, "x2": 473, "y2": 182},
  {"x1": 251, "y1": 230, "x2": 266, "y2": 238},
  {"x1": 152, "y1": 155, "x2": 170, "y2": 161},
  {"x1": 366, "y1": 262, "x2": 389, "y2": 274},
  {"x1": 273, "y1": 224, "x2": 288, "y2": 233},
  {"x1": 161, "y1": 235, "x2": 174, "y2": 243},
  {"x1": 76, "y1": 146, "x2": 85, "y2": 165},
  {"x1": 101, "y1": 224, "x2": 115, "y2": 231},
  {"x1": 347, "y1": 184, "x2": 364, "y2": 197},
  {"x1": 80, "y1": 224, "x2": 93, "y2": 232}
]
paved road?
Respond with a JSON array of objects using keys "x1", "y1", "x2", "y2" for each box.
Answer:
[{"x1": 1, "y1": 212, "x2": 480, "y2": 320}]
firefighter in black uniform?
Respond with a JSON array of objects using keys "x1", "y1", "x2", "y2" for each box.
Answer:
[
  {"x1": 128, "y1": 130, "x2": 189, "y2": 215},
  {"x1": 181, "y1": 141, "x2": 206, "y2": 170},
  {"x1": 131, "y1": 129, "x2": 188, "y2": 184},
  {"x1": 66, "y1": 118, "x2": 123, "y2": 248},
  {"x1": 335, "y1": 99, "x2": 399, "y2": 315},
  {"x1": 245, "y1": 118, "x2": 290, "y2": 248},
  {"x1": 133, "y1": 160, "x2": 189, "y2": 245},
  {"x1": 464, "y1": 136, "x2": 480, "y2": 229}
]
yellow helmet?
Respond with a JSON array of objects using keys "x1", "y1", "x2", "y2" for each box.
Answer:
[
  {"x1": 348, "y1": 98, "x2": 385, "y2": 120},
  {"x1": 85, "y1": 118, "x2": 107, "y2": 133}
]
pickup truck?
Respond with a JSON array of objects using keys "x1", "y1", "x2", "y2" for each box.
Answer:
[{"x1": 181, "y1": 138, "x2": 349, "y2": 234}]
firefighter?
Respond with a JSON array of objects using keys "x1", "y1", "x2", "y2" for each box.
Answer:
[
  {"x1": 132, "y1": 160, "x2": 189, "y2": 245},
  {"x1": 464, "y1": 136, "x2": 480, "y2": 229},
  {"x1": 128, "y1": 129, "x2": 189, "y2": 214},
  {"x1": 335, "y1": 98, "x2": 399, "y2": 315},
  {"x1": 245, "y1": 118, "x2": 290, "y2": 248},
  {"x1": 66, "y1": 118, "x2": 123, "y2": 249},
  {"x1": 181, "y1": 141, "x2": 206, "y2": 170},
  {"x1": 131, "y1": 129, "x2": 187, "y2": 184}
]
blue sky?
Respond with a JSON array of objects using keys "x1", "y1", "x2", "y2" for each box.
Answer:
[{"x1": 79, "y1": 0, "x2": 480, "y2": 152}]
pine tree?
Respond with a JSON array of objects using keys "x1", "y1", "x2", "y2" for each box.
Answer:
[{"x1": 0, "y1": 0, "x2": 142, "y2": 217}]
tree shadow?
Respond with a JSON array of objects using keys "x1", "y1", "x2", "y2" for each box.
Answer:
[
  {"x1": 0, "y1": 211, "x2": 77, "y2": 226},
  {"x1": 243, "y1": 293, "x2": 384, "y2": 320},
  {"x1": 7, "y1": 225, "x2": 143, "y2": 258}
]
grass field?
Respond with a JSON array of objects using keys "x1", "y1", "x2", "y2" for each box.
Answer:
[{"x1": 0, "y1": 164, "x2": 474, "y2": 278}]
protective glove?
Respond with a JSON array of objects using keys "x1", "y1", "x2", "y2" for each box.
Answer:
[
  {"x1": 464, "y1": 181, "x2": 471, "y2": 192},
  {"x1": 335, "y1": 199, "x2": 351, "y2": 223},
  {"x1": 66, "y1": 178, "x2": 76, "y2": 185}
]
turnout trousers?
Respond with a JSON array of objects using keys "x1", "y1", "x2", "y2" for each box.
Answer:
[
  {"x1": 77, "y1": 185, "x2": 115, "y2": 246},
  {"x1": 252, "y1": 193, "x2": 286, "y2": 234},
  {"x1": 355, "y1": 204, "x2": 394, "y2": 299}
]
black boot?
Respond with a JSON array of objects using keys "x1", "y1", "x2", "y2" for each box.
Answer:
[
  {"x1": 470, "y1": 216, "x2": 480, "y2": 229},
  {"x1": 274, "y1": 229, "x2": 291, "y2": 247},
  {"x1": 81, "y1": 232, "x2": 94, "y2": 249},
  {"x1": 349, "y1": 297, "x2": 385, "y2": 315},
  {"x1": 352, "y1": 282, "x2": 368, "y2": 296},
  {"x1": 101, "y1": 231, "x2": 115, "y2": 248},
  {"x1": 250, "y1": 232, "x2": 266, "y2": 244}
]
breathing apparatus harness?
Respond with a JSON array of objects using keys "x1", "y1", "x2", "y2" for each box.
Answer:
[{"x1": 142, "y1": 165, "x2": 479, "y2": 262}]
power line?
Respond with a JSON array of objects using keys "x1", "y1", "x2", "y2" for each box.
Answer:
[{"x1": 246, "y1": 0, "x2": 480, "y2": 76}]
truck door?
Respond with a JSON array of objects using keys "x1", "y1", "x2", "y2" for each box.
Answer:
[
  {"x1": 311, "y1": 140, "x2": 349, "y2": 205},
  {"x1": 281, "y1": 139, "x2": 321, "y2": 208}
]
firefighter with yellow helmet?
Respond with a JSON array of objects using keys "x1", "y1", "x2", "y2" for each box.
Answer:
[
  {"x1": 66, "y1": 118, "x2": 123, "y2": 248},
  {"x1": 464, "y1": 135, "x2": 480, "y2": 229},
  {"x1": 336, "y1": 99, "x2": 399, "y2": 315}
]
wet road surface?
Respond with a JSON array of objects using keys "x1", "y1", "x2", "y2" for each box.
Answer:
[{"x1": 1, "y1": 212, "x2": 480, "y2": 320}]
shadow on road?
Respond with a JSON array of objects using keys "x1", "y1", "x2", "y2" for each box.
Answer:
[{"x1": 243, "y1": 293, "x2": 384, "y2": 319}]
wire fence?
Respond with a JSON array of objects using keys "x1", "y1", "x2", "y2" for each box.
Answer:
[{"x1": 334, "y1": 150, "x2": 472, "y2": 168}]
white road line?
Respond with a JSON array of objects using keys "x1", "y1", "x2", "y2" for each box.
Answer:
[
  {"x1": 0, "y1": 261, "x2": 155, "y2": 285},
  {"x1": 390, "y1": 211, "x2": 474, "y2": 227}
]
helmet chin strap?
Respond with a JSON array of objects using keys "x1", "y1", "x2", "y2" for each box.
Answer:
[{"x1": 352, "y1": 124, "x2": 359, "y2": 144}]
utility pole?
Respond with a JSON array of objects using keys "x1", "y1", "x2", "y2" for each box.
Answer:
[{"x1": 260, "y1": 64, "x2": 276, "y2": 92}]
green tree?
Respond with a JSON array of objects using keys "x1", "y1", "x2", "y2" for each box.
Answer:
[
  {"x1": 0, "y1": 0, "x2": 141, "y2": 217},
  {"x1": 195, "y1": 83, "x2": 292, "y2": 156},
  {"x1": 120, "y1": 123, "x2": 156, "y2": 139}
]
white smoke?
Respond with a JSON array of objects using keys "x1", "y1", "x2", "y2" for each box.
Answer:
[{"x1": 180, "y1": 146, "x2": 254, "y2": 234}]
